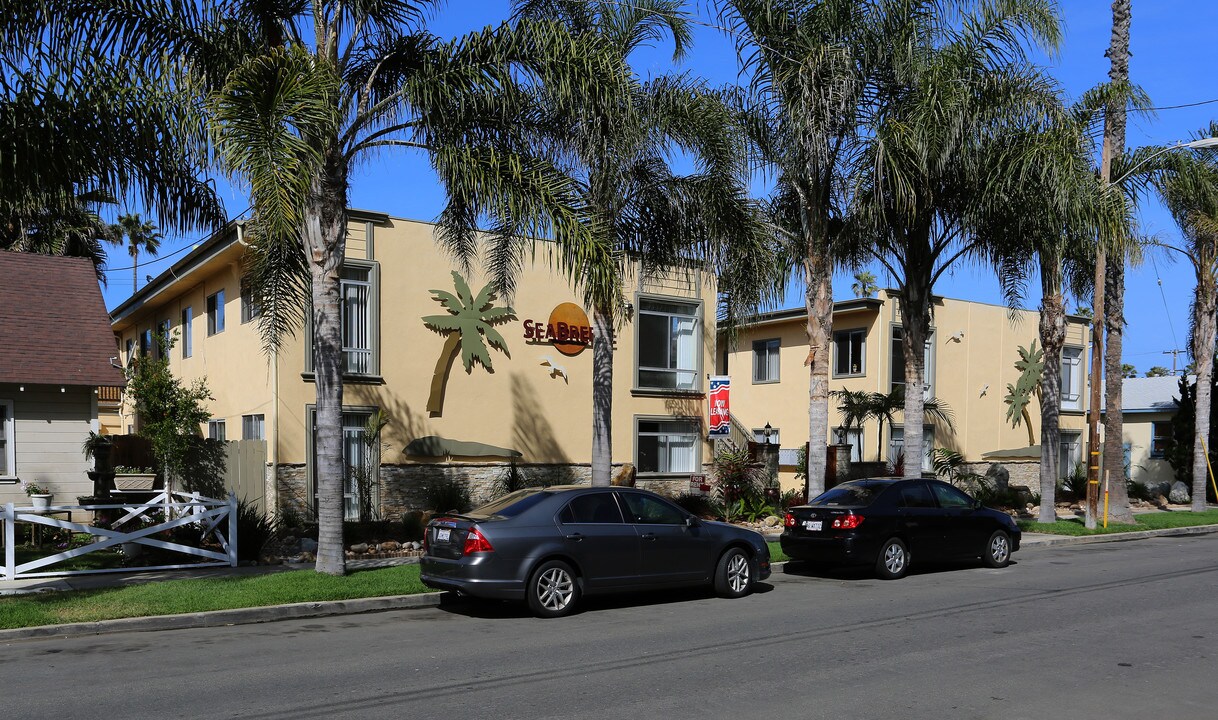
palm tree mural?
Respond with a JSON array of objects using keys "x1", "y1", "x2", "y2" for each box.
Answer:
[
  {"x1": 1003, "y1": 342, "x2": 1045, "y2": 447},
  {"x1": 423, "y1": 271, "x2": 516, "y2": 416}
]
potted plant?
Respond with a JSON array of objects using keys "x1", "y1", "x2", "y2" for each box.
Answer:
[
  {"x1": 113, "y1": 466, "x2": 157, "y2": 491},
  {"x1": 23, "y1": 481, "x2": 53, "y2": 513}
]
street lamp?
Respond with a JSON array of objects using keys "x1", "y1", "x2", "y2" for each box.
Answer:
[
  {"x1": 1086, "y1": 136, "x2": 1218, "y2": 528},
  {"x1": 763, "y1": 422, "x2": 772, "y2": 445}
]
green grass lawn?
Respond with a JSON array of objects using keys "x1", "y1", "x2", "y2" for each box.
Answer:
[
  {"x1": 768, "y1": 541, "x2": 788, "y2": 563},
  {"x1": 1018, "y1": 509, "x2": 1218, "y2": 536},
  {"x1": 0, "y1": 564, "x2": 429, "y2": 630}
]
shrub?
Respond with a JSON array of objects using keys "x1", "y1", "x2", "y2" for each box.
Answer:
[
  {"x1": 401, "y1": 511, "x2": 426, "y2": 541},
  {"x1": 672, "y1": 493, "x2": 721, "y2": 520},
  {"x1": 780, "y1": 488, "x2": 807, "y2": 509},
  {"x1": 709, "y1": 444, "x2": 766, "y2": 521},
  {"x1": 424, "y1": 477, "x2": 471, "y2": 513},
  {"x1": 491, "y1": 463, "x2": 558, "y2": 498},
  {"x1": 236, "y1": 500, "x2": 278, "y2": 562},
  {"x1": 1060, "y1": 463, "x2": 1088, "y2": 500}
]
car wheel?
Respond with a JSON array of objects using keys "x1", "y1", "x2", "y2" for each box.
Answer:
[
  {"x1": 875, "y1": 537, "x2": 910, "y2": 580},
  {"x1": 714, "y1": 547, "x2": 753, "y2": 598},
  {"x1": 983, "y1": 530, "x2": 1012, "y2": 568},
  {"x1": 527, "y1": 560, "x2": 579, "y2": 618}
]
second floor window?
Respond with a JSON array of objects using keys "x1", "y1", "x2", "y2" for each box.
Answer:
[
  {"x1": 637, "y1": 298, "x2": 699, "y2": 391},
  {"x1": 342, "y1": 266, "x2": 371, "y2": 374},
  {"x1": 207, "y1": 289, "x2": 225, "y2": 336},
  {"x1": 139, "y1": 329, "x2": 152, "y2": 357},
  {"x1": 207, "y1": 419, "x2": 226, "y2": 442},
  {"x1": 242, "y1": 414, "x2": 265, "y2": 440},
  {"x1": 1061, "y1": 347, "x2": 1084, "y2": 410},
  {"x1": 834, "y1": 329, "x2": 866, "y2": 377},
  {"x1": 241, "y1": 278, "x2": 261, "y2": 323},
  {"x1": 156, "y1": 319, "x2": 171, "y2": 358},
  {"x1": 890, "y1": 327, "x2": 933, "y2": 398},
  {"x1": 752, "y1": 339, "x2": 780, "y2": 383},
  {"x1": 181, "y1": 306, "x2": 193, "y2": 358}
]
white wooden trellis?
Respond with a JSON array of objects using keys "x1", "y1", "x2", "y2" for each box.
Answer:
[{"x1": 1, "y1": 492, "x2": 238, "y2": 580}]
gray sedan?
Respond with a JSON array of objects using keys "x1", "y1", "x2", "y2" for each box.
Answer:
[{"x1": 421, "y1": 485, "x2": 771, "y2": 617}]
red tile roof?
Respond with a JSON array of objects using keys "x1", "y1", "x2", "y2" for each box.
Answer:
[{"x1": 0, "y1": 251, "x2": 126, "y2": 386}]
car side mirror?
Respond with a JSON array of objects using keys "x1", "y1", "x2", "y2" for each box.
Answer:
[
  {"x1": 685, "y1": 516, "x2": 700, "y2": 528},
  {"x1": 972, "y1": 498, "x2": 983, "y2": 510}
]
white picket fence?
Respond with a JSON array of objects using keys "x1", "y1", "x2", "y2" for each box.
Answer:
[{"x1": 1, "y1": 491, "x2": 238, "y2": 580}]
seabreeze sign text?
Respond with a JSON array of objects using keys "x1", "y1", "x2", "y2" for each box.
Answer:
[{"x1": 523, "y1": 302, "x2": 593, "y2": 356}]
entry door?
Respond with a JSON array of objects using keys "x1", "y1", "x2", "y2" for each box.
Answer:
[{"x1": 618, "y1": 492, "x2": 711, "y2": 584}]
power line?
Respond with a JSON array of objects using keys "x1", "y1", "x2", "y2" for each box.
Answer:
[{"x1": 1149, "y1": 252, "x2": 1181, "y2": 356}]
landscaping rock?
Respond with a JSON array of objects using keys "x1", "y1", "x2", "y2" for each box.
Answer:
[
  {"x1": 379, "y1": 541, "x2": 401, "y2": 551},
  {"x1": 409, "y1": 541, "x2": 422, "y2": 551},
  {"x1": 762, "y1": 515, "x2": 782, "y2": 528},
  {"x1": 300, "y1": 538, "x2": 318, "y2": 554},
  {"x1": 349, "y1": 543, "x2": 369, "y2": 553},
  {"x1": 984, "y1": 463, "x2": 1010, "y2": 492},
  {"x1": 1141, "y1": 479, "x2": 1172, "y2": 499},
  {"x1": 1169, "y1": 482, "x2": 1191, "y2": 504}
]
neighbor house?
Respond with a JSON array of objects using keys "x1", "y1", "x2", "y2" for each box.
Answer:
[
  {"x1": 720, "y1": 292, "x2": 1092, "y2": 490},
  {"x1": 106, "y1": 212, "x2": 717, "y2": 520},
  {"x1": 0, "y1": 251, "x2": 125, "y2": 505},
  {"x1": 1119, "y1": 375, "x2": 1182, "y2": 489}
]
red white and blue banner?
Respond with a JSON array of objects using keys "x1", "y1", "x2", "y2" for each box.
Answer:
[{"x1": 708, "y1": 375, "x2": 731, "y2": 437}]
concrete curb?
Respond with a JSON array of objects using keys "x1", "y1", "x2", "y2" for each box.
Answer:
[
  {"x1": 1018, "y1": 523, "x2": 1218, "y2": 547},
  {"x1": 0, "y1": 591, "x2": 447, "y2": 642}
]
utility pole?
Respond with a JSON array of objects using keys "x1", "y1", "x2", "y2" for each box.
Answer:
[{"x1": 1163, "y1": 349, "x2": 1185, "y2": 375}]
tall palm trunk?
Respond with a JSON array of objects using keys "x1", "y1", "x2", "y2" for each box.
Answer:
[
  {"x1": 802, "y1": 204, "x2": 833, "y2": 498},
  {"x1": 1037, "y1": 262, "x2": 1066, "y2": 523},
  {"x1": 308, "y1": 149, "x2": 349, "y2": 576},
  {"x1": 591, "y1": 304, "x2": 613, "y2": 486},
  {"x1": 1103, "y1": 261, "x2": 1134, "y2": 522},
  {"x1": 1191, "y1": 281, "x2": 1217, "y2": 511},
  {"x1": 1100, "y1": 0, "x2": 1134, "y2": 525},
  {"x1": 899, "y1": 275, "x2": 932, "y2": 480}
]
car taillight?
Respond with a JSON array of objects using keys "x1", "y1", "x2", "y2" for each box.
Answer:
[
  {"x1": 784, "y1": 513, "x2": 796, "y2": 527},
  {"x1": 832, "y1": 514, "x2": 864, "y2": 530},
  {"x1": 422, "y1": 530, "x2": 429, "y2": 553},
  {"x1": 462, "y1": 526, "x2": 494, "y2": 555}
]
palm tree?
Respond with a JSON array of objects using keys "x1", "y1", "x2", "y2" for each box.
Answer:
[
  {"x1": 715, "y1": 0, "x2": 880, "y2": 498},
  {"x1": 0, "y1": 22, "x2": 222, "y2": 276},
  {"x1": 423, "y1": 271, "x2": 516, "y2": 415},
  {"x1": 55, "y1": 1, "x2": 624, "y2": 575},
  {"x1": 851, "y1": 271, "x2": 878, "y2": 299},
  {"x1": 830, "y1": 389, "x2": 872, "y2": 461},
  {"x1": 114, "y1": 213, "x2": 162, "y2": 293},
  {"x1": 1156, "y1": 140, "x2": 1218, "y2": 511},
  {"x1": 851, "y1": 0, "x2": 1063, "y2": 479},
  {"x1": 512, "y1": 0, "x2": 772, "y2": 486},
  {"x1": 865, "y1": 388, "x2": 954, "y2": 467}
]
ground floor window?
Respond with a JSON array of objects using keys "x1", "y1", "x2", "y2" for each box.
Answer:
[
  {"x1": 242, "y1": 414, "x2": 265, "y2": 441},
  {"x1": 207, "y1": 419, "x2": 226, "y2": 442},
  {"x1": 1151, "y1": 421, "x2": 1172, "y2": 459},
  {"x1": 636, "y1": 418, "x2": 700, "y2": 474},
  {"x1": 889, "y1": 425, "x2": 935, "y2": 472},
  {"x1": 0, "y1": 399, "x2": 13, "y2": 478},
  {"x1": 1059, "y1": 431, "x2": 1082, "y2": 476},
  {"x1": 310, "y1": 408, "x2": 378, "y2": 521}
]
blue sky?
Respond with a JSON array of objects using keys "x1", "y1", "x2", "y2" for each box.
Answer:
[{"x1": 100, "y1": 1, "x2": 1218, "y2": 375}]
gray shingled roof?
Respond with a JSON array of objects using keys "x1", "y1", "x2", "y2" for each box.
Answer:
[{"x1": 1122, "y1": 376, "x2": 1187, "y2": 413}]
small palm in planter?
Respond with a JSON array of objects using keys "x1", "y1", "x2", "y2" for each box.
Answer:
[{"x1": 23, "y1": 481, "x2": 53, "y2": 513}]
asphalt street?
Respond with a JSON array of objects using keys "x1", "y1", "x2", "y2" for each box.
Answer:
[{"x1": 4, "y1": 535, "x2": 1217, "y2": 720}]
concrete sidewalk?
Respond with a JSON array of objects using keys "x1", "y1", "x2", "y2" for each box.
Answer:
[{"x1": 3, "y1": 524, "x2": 1217, "y2": 643}]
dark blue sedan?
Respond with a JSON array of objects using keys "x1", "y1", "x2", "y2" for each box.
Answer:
[
  {"x1": 421, "y1": 486, "x2": 771, "y2": 617},
  {"x1": 781, "y1": 478, "x2": 1021, "y2": 579}
]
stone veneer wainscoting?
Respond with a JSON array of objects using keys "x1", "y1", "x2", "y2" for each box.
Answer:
[{"x1": 274, "y1": 463, "x2": 700, "y2": 521}]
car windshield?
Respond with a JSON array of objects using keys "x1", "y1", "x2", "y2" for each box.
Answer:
[
  {"x1": 808, "y1": 482, "x2": 887, "y2": 507},
  {"x1": 467, "y1": 489, "x2": 553, "y2": 519}
]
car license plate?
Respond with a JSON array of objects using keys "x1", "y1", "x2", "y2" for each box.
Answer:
[
  {"x1": 436, "y1": 528, "x2": 451, "y2": 542},
  {"x1": 804, "y1": 520, "x2": 822, "y2": 531}
]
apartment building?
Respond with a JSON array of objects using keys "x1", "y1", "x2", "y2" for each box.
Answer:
[
  {"x1": 107, "y1": 212, "x2": 716, "y2": 520},
  {"x1": 720, "y1": 292, "x2": 1092, "y2": 489}
]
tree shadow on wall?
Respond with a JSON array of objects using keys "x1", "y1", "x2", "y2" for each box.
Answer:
[{"x1": 511, "y1": 373, "x2": 570, "y2": 465}]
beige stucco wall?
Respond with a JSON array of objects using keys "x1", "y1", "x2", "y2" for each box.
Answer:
[
  {"x1": 0, "y1": 383, "x2": 96, "y2": 505},
  {"x1": 111, "y1": 217, "x2": 717, "y2": 494},
  {"x1": 724, "y1": 294, "x2": 1090, "y2": 490}
]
